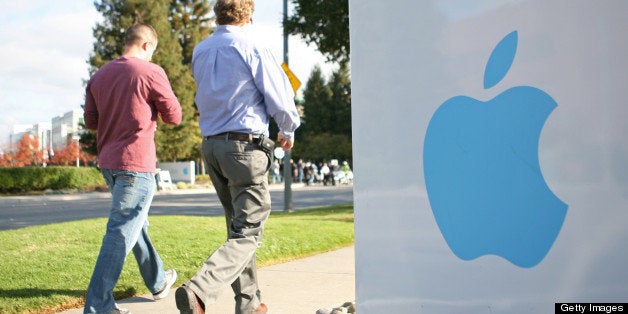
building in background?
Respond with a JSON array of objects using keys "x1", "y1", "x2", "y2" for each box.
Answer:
[
  {"x1": 32, "y1": 122, "x2": 52, "y2": 152},
  {"x1": 51, "y1": 109, "x2": 83, "y2": 151},
  {"x1": 6, "y1": 109, "x2": 83, "y2": 154},
  {"x1": 8, "y1": 124, "x2": 33, "y2": 152}
]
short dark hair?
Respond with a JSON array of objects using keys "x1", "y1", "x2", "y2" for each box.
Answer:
[{"x1": 125, "y1": 23, "x2": 158, "y2": 47}]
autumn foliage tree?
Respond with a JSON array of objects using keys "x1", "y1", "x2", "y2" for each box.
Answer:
[
  {"x1": 17, "y1": 134, "x2": 44, "y2": 166},
  {"x1": 1, "y1": 134, "x2": 46, "y2": 167},
  {"x1": 50, "y1": 138, "x2": 96, "y2": 166},
  {"x1": 0, "y1": 134, "x2": 47, "y2": 167},
  {"x1": 0, "y1": 153, "x2": 14, "y2": 167}
]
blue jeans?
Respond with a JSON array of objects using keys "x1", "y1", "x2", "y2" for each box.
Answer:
[
  {"x1": 271, "y1": 172, "x2": 281, "y2": 184},
  {"x1": 84, "y1": 169, "x2": 166, "y2": 314}
]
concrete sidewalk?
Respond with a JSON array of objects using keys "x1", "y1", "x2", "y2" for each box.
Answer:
[{"x1": 58, "y1": 246, "x2": 355, "y2": 314}]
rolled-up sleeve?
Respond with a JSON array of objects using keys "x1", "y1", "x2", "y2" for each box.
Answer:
[{"x1": 253, "y1": 49, "x2": 301, "y2": 140}]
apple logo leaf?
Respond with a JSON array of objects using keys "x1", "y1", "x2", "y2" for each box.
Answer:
[{"x1": 484, "y1": 31, "x2": 518, "y2": 89}]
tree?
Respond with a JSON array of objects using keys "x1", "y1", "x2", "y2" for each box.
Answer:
[
  {"x1": 293, "y1": 65, "x2": 352, "y2": 162},
  {"x1": 87, "y1": 0, "x2": 203, "y2": 162},
  {"x1": 156, "y1": 0, "x2": 216, "y2": 161},
  {"x1": 0, "y1": 152, "x2": 14, "y2": 167},
  {"x1": 78, "y1": 122, "x2": 98, "y2": 157},
  {"x1": 284, "y1": 0, "x2": 350, "y2": 65},
  {"x1": 298, "y1": 66, "x2": 332, "y2": 138},
  {"x1": 169, "y1": 0, "x2": 215, "y2": 65},
  {"x1": 50, "y1": 139, "x2": 79, "y2": 166},
  {"x1": 326, "y1": 64, "x2": 351, "y2": 137},
  {"x1": 293, "y1": 133, "x2": 351, "y2": 162},
  {"x1": 283, "y1": 1, "x2": 352, "y2": 160},
  {"x1": 15, "y1": 134, "x2": 44, "y2": 167}
]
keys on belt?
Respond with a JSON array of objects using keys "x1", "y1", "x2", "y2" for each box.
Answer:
[{"x1": 205, "y1": 132, "x2": 261, "y2": 142}]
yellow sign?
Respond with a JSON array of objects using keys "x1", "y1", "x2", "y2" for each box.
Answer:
[{"x1": 281, "y1": 62, "x2": 302, "y2": 93}]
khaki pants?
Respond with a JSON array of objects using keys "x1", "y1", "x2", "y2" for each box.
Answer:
[{"x1": 187, "y1": 137, "x2": 271, "y2": 313}]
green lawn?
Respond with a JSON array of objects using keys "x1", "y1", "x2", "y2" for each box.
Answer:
[{"x1": 0, "y1": 204, "x2": 354, "y2": 313}]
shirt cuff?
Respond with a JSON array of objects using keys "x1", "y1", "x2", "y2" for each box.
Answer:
[{"x1": 280, "y1": 131, "x2": 295, "y2": 141}]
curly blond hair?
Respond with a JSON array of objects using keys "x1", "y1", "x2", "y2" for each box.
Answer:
[{"x1": 214, "y1": 0, "x2": 255, "y2": 25}]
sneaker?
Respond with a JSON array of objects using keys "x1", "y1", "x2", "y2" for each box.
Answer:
[
  {"x1": 153, "y1": 268, "x2": 178, "y2": 300},
  {"x1": 114, "y1": 304, "x2": 131, "y2": 314}
]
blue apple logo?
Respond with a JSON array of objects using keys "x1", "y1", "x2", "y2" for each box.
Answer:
[{"x1": 423, "y1": 31, "x2": 568, "y2": 268}]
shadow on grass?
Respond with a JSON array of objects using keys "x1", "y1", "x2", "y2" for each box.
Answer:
[
  {"x1": 0, "y1": 288, "x2": 86, "y2": 313},
  {"x1": 0, "y1": 286, "x2": 138, "y2": 299},
  {"x1": 0, "y1": 287, "x2": 138, "y2": 313}
]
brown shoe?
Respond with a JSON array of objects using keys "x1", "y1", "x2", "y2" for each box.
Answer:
[
  {"x1": 175, "y1": 286, "x2": 204, "y2": 314},
  {"x1": 253, "y1": 303, "x2": 268, "y2": 313}
]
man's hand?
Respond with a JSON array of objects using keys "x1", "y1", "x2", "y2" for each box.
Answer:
[{"x1": 277, "y1": 134, "x2": 294, "y2": 151}]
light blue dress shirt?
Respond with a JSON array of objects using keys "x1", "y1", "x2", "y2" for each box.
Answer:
[{"x1": 192, "y1": 25, "x2": 301, "y2": 140}]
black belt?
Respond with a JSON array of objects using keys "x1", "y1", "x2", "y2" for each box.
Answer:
[{"x1": 205, "y1": 132, "x2": 261, "y2": 142}]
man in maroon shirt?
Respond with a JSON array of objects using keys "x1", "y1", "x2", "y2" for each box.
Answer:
[{"x1": 82, "y1": 23, "x2": 182, "y2": 314}]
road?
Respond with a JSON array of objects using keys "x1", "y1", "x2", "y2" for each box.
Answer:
[{"x1": 0, "y1": 185, "x2": 353, "y2": 231}]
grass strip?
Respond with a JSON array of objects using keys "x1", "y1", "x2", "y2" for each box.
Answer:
[{"x1": 0, "y1": 204, "x2": 354, "y2": 313}]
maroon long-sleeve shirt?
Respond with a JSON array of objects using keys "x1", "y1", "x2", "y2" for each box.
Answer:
[{"x1": 84, "y1": 57, "x2": 182, "y2": 172}]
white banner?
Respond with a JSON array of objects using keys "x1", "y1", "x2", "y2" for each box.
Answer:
[{"x1": 350, "y1": 1, "x2": 628, "y2": 312}]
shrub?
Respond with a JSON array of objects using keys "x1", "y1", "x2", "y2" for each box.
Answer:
[
  {"x1": 195, "y1": 174, "x2": 211, "y2": 184},
  {"x1": 293, "y1": 133, "x2": 352, "y2": 162},
  {"x1": 0, "y1": 167, "x2": 106, "y2": 193}
]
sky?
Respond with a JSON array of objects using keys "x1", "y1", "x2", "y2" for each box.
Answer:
[{"x1": 0, "y1": 0, "x2": 334, "y2": 150}]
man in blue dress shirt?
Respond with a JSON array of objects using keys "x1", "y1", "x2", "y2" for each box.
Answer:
[{"x1": 175, "y1": 1, "x2": 300, "y2": 313}]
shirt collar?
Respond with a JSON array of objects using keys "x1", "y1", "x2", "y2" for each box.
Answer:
[{"x1": 216, "y1": 24, "x2": 246, "y2": 34}]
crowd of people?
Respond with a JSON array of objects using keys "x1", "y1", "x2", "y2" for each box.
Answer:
[{"x1": 270, "y1": 158, "x2": 353, "y2": 186}]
